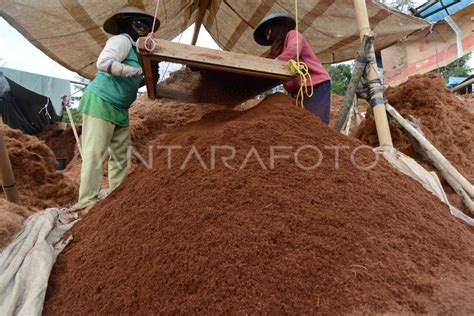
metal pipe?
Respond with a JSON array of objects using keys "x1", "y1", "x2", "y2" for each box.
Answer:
[{"x1": 0, "y1": 129, "x2": 21, "y2": 204}]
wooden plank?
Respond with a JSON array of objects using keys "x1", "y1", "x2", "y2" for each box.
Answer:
[
  {"x1": 155, "y1": 86, "x2": 199, "y2": 103},
  {"x1": 139, "y1": 53, "x2": 159, "y2": 99},
  {"x1": 137, "y1": 38, "x2": 294, "y2": 81}
]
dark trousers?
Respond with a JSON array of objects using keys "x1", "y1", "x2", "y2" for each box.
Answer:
[{"x1": 303, "y1": 80, "x2": 331, "y2": 124}]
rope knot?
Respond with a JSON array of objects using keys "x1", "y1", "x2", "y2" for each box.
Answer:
[{"x1": 288, "y1": 59, "x2": 313, "y2": 109}]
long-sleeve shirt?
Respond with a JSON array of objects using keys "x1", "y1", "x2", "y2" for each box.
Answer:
[
  {"x1": 79, "y1": 34, "x2": 143, "y2": 126},
  {"x1": 276, "y1": 30, "x2": 331, "y2": 95}
]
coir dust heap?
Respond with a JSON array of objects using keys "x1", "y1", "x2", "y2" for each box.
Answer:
[
  {"x1": 45, "y1": 94, "x2": 474, "y2": 314},
  {"x1": 356, "y1": 73, "x2": 474, "y2": 182}
]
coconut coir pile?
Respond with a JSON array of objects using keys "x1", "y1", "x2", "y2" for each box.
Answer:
[
  {"x1": 0, "y1": 124, "x2": 78, "y2": 210},
  {"x1": 45, "y1": 93, "x2": 473, "y2": 314},
  {"x1": 36, "y1": 125, "x2": 81, "y2": 164},
  {"x1": 0, "y1": 124, "x2": 78, "y2": 247},
  {"x1": 0, "y1": 200, "x2": 31, "y2": 249},
  {"x1": 356, "y1": 74, "x2": 474, "y2": 182},
  {"x1": 158, "y1": 67, "x2": 280, "y2": 106},
  {"x1": 64, "y1": 68, "x2": 259, "y2": 185}
]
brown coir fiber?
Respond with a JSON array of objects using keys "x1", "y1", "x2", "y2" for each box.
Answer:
[
  {"x1": 356, "y1": 74, "x2": 474, "y2": 182},
  {"x1": 158, "y1": 67, "x2": 280, "y2": 106},
  {"x1": 45, "y1": 94, "x2": 474, "y2": 314},
  {"x1": 0, "y1": 124, "x2": 78, "y2": 210},
  {"x1": 0, "y1": 199, "x2": 31, "y2": 248},
  {"x1": 36, "y1": 125, "x2": 81, "y2": 164}
]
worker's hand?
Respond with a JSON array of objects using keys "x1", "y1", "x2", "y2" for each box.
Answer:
[{"x1": 126, "y1": 67, "x2": 143, "y2": 78}]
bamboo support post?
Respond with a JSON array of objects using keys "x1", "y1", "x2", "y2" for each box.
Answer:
[
  {"x1": 354, "y1": 106, "x2": 362, "y2": 127},
  {"x1": 0, "y1": 130, "x2": 21, "y2": 204},
  {"x1": 386, "y1": 104, "x2": 474, "y2": 212},
  {"x1": 64, "y1": 104, "x2": 83, "y2": 158},
  {"x1": 191, "y1": 0, "x2": 210, "y2": 45},
  {"x1": 334, "y1": 34, "x2": 373, "y2": 131},
  {"x1": 343, "y1": 103, "x2": 355, "y2": 136},
  {"x1": 353, "y1": 0, "x2": 393, "y2": 148},
  {"x1": 450, "y1": 77, "x2": 474, "y2": 93}
]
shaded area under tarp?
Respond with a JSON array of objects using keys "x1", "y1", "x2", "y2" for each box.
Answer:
[
  {"x1": 0, "y1": 0, "x2": 429, "y2": 79},
  {"x1": 0, "y1": 73, "x2": 61, "y2": 134}
]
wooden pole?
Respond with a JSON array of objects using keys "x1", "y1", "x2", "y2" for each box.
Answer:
[
  {"x1": 450, "y1": 77, "x2": 474, "y2": 93},
  {"x1": 354, "y1": 105, "x2": 362, "y2": 128},
  {"x1": 64, "y1": 104, "x2": 83, "y2": 159},
  {"x1": 334, "y1": 34, "x2": 373, "y2": 131},
  {"x1": 343, "y1": 102, "x2": 355, "y2": 136},
  {"x1": 353, "y1": 0, "x2": 393, "y2": 148},
  {"x1": 0, "y1": 130, "x2": 21, "y2": 204},
  {"x1": 386, "y1": 104, "x2": 474, "y2": 204},
  {"x1": 191, "y1": 0, "x2": 210, "y2": 45}
]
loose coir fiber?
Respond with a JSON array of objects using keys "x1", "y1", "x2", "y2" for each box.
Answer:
[
  {"x1": 36, "y1": 125, "x2": 82, "y2": 164},
  {"x1": 356, "y1": 74, "x2": 474, "y2": 182},
  {"x1": 0, "y1": 124, "x2": 78, "y2": 210},
  {"x1": 0, "y1": 124, "x2": 78, "y2": 247},
  {"x1": 44, "y1": 94, "x2": 474, "y2": 314}
]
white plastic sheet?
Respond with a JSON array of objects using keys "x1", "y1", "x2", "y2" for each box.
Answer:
[
  {"x1": 380, "y1": 147, "x2": 473, "y2": 226},
  {"x1": 0, "y1": 209, "x2": 77, "y2": 315}
]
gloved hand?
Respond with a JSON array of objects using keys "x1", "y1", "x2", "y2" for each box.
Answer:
[
  {"x1": 119, "y1": 64, "x2": 143, "y2": 78},
  {"x1": 125, "y1": 66, "x2": 143, "y2": 78}
]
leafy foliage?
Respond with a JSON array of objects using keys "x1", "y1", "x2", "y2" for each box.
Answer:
[
  {"x1": 324, "y1": 63, "x2": 352, "y2": 96},
  {"x1": 433, "y1": 53, "x2": 473, "y2": 79}
]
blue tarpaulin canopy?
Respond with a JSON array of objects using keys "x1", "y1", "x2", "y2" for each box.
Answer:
[{"x1": 447, "y1": 76, "x2": 467, "y2": 88}]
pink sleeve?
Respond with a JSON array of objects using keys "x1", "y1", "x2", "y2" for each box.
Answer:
[{"x1": 276, "y1": 31, "x2": 304, "y2": 62}]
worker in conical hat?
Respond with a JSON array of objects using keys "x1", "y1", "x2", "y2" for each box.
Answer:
[
  {"x1": 254, "y1": 13, "x2": 331, "y2": 124},
  {"x1": 76, "y1": 5, "x2": 160, "y2": 210}
]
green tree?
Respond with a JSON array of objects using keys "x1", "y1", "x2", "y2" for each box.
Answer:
[
  {"x1": 324, "y1": 63, "x2": 352, "y2": 96},
  {"x1": 434, "y1": 53, "x2": 473, "y2": 79}
]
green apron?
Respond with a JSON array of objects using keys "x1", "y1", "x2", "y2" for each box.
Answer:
[{"x1": 79, "y1": 37, "x2": 142, "y2": 127}]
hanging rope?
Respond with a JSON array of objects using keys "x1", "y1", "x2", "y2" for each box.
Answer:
[
  {"x1": 287, "y1": 0, "x2": 313, "y2": 108},
  {"x1": 144, "y1": 0, "x2": 161, "y2": 52},
  {"x1": 38, "y1": 98, "x2": 52, "y2": 121}
]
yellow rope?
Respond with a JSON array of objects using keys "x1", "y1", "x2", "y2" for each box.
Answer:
[{"x1": 287, "y1": 0, "x2": 313, "y2": 108}]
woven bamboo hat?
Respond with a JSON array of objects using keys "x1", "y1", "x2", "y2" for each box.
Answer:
[
  {"x1": 103, "y1": 5, "x2": 160, "y2": 35},
  {"x1": 253, "y1": 12, "x2": 296, "y2": 46}
]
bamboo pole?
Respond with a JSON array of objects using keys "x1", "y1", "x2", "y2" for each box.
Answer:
[
  {"x1": 343, "y1": 103, "x2": 355, "y2": 136},
  {"x1": 0, "y1": 130, "x2": 21, "y2": 204},
  {"x1": 386, "y1": 104, "x2": 474, "y2": 204},
  {"x1": 191, "y1": 0, "x2": 210, "y2": 45},
  {"x1": 450, "y1": 77, "x2": 474, "y2": 93},
  {"x1": 334, "y1": 34, "x2": 373, "y2": 131},
  {"x1": 64, "y1": 104, "x2": 83, "y2": 158},
  {"x1": 354, "y1": 105, "x2": 362, "y2": 128},
  {"x1": 353, "y1": 0, "x2": 393, "y2": 148}
]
